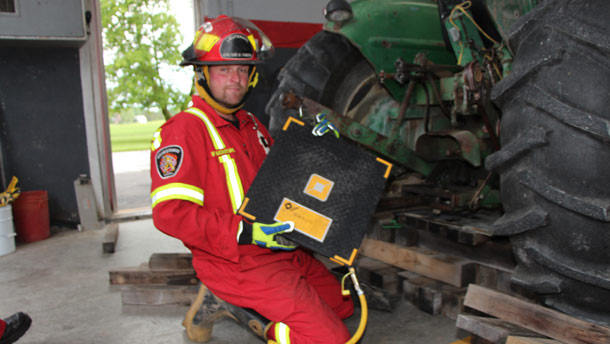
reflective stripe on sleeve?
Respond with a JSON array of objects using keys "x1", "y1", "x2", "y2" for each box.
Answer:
[
  {"x1": 151, "y1": 128, "x2": 162, "y2": 151},
  {"x1": 151, "y1": 183, "x2": 204, "y2": 208}
]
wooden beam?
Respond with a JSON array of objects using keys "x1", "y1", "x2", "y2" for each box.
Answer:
[
  {"x1": 463, "y1": 284, "x2": 610, "y2": 344},
  {"x1": 110, "y1": 207, "x2": 152, "y2": 223},
  {"x1": 109, "y1": 264, "x2": 197, "y2": 286},
  {"x1": 399, "y1": 270, "x2": 466, "y2": 319},
  {"x1": 356, "y1": 257, "x2": 401, "y2": 294},
  {"x1": 450, "y1": 337, "x2": 473, "y2": 344},
  {"x1": 121, "y1": 286, "x2": 198, "y2": 306},
  {"x1": 456, "y1": 314, "x2": 541, "y2": 344},
  {"x1": 359, "y1": 238, "x2": 476, "y2": 287},
  {"x1": 505, "y1": 336, "x2": 563, "y2": 344},
  {"x1": 102, "y1": 223, "x2": 119, "y2": 254},
  {"x1": 148, "y1": 253, "x2": 193, "y2": 270}
]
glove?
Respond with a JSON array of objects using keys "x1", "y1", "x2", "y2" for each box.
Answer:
[{"x1": 239, "y1": 221, "x2": 297, "y2": 250}]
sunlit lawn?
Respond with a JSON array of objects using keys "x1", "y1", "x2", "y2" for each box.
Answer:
[{"x1": 110, "y1": 120, "x2": 164, "y2": 152}]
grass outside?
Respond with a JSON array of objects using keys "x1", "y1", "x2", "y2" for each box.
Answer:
[{"x1": 110, "y1": 120, "x2": 164, "y2": 152}]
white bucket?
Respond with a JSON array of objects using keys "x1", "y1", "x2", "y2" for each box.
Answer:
[{"x1": 0, "y1": 204, "x2": 16, "y2": 256}]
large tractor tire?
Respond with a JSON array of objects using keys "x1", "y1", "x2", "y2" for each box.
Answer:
[
  {"x1": 487, "y1": 0, "x2": 610, "y2": 325},
  {"x1": 265, "y1": 30, "x2": 391, "y2": 136}
]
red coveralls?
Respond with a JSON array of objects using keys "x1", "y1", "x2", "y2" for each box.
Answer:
[{"x1": 151, "y1": 96, "x2": 354, "y2": 343}]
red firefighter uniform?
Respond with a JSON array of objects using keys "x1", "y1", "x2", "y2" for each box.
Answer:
[{"x1": 150, "y1": 95, "x2": 354, "y2": 343}]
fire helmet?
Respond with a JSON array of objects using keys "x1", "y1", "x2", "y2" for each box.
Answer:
[
  {"x1": 181, "y1": 15, "x2": 274, "y2": 66},
  {"x1": 180, "y1": 16, "x2": 275, "y2": 115}
]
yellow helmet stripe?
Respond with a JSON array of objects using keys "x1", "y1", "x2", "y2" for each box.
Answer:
[
  {"x1": 247, "y1": 34, "x2": 257, "y2": 50},
  {"x1": 196, "y1": 33, "x2": 220, "y2": 52},
  {"x1": 151, "y1": 183, "x2": 204, "y2": 208}
]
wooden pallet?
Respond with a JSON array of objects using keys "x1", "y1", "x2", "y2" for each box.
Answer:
[
  {"x1": 109, "y1": 253, "x2": 198, "y2": 305},
  {"x1": 457, "y1": 284, "x2": 610, "y2": 344},
  {"x1": 359, "y1": 238, "x2": 476, "y2": 287}
]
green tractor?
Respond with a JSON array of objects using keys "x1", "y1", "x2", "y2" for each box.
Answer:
[{"x1": 266, "y1": 0, "x2": 610, "y2": 326}]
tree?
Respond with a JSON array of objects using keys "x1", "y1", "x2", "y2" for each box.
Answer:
[{"x1": 101, "y1": 0, "x2": 193, "y2": 120}]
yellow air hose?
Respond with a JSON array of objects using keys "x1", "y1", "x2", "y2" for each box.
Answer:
[{"x1": 343, "y1": 267, "x2": 368, "y2": 344}]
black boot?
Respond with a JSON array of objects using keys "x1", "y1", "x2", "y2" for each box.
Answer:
[{"x1": 0, "y1": 312, "x2": 31, "y2": 344}]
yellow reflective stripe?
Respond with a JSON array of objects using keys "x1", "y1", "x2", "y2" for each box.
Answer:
[
  {"x1": 219, "y1": 154, "x2": 244, "y2": 213},
  {"x1": 247, "y1": 34, "x2": 257, "y2": 50},
  {"x1": 275, "y1": 322, "x2": 291, "y2": 344},
  {"x1": 184, "y1": 108, "x2": 245, "y2": 218},
  {"x1": 151, "y1": 128, "x2": 162, "y2": 151},
  {"x1": 185, "y1": 108, "x2": 225, "y2": 150},
  {"x1": 196, "y1": 33, "x2": 220, "y2": 52},
  {"x1": 151, "y1": 183, "x2": 204, "y2": 208}
]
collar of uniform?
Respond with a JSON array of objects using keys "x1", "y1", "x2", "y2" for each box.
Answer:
[{"x1": 191, "y1": 95, "x2": 253, "y2": 129}]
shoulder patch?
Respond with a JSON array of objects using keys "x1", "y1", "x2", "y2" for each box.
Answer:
[{"x1": 155, "y1": 145, "x2": 183, "y2": 179}]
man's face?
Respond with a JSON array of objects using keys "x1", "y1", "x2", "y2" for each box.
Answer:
[{"x1": 208, "y1": 65, "x2": 249, "y2": 108}]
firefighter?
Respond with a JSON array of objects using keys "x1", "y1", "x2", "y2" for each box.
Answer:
[
  {"x1": 150, "y1": 16, "x2": 354, "y2": 344},
  {"x1": 0, "y1": 312, "x2": 31, "y2": 344}
]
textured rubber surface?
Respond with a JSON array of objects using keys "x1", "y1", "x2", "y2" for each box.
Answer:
[
  {"x1": 488, "y1": 0, "x2": 610, "y2": 326},
  {"x1": 240, "y1": 118, "x2": 389, "y2": 263},
  {"x1": 265, "y1": 31, "x2": 362, "y2": 136}
]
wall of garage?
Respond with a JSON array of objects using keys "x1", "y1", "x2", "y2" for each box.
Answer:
[
  {"x1": 0, "y1": 0, "x2": 113, "y2": 226},
  {"x1": 0, "y1": 45, "x2": 90, "y2": 225}
]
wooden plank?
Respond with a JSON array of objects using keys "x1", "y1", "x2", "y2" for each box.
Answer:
[
  {"x1": 359, "y1": 238, "x2": 476, "y2": 287},
  {"x1": 505, "y1": 336, "x2": 564, "y2": 344},
  {"x1": 121, "y1": 286, "x2": 198, "y2": 306},
  {"x1": 440, "y1": 286, "x2": 466, "y2": 320},
  {"x1": 109, "y1": 264, "x2": 197, "y2": 286},
  {"x1": 399, "y1": 270, "x2": 466, "y2": 319},
  {"x1": 148, "y1": 253, "x2": 193, "y2": 271},
  {"x1": 356, "y1": 257, "x2": 401, "y2": 294},
  {"x1": 463, "y1": 284, "x2": 610, "y2": 344},
  {"x1": 110, "y1": 207, "x2": 152, "y2": 223},
  {"x1": 102, "y1": 223, "x2": 119, "y2": 254},
  {"x1": 328, "y1": 265, "x2": 398, "y2": 312},
  {"x1": 456, "y1": 314, "x2": 541, "y2": 344},
  {"x1": 451, "y1": 337, "x2": 473, "y2": 344},
  {"x1": 395, "y1": 210, "x2": 492, "y2": 246}
]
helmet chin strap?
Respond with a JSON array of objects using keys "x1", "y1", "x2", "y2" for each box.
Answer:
[{"x1": 195, "y1": 66, "x2": 258, "y2": 115}]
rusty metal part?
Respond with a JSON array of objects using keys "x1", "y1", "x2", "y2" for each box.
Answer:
[
  {"x1": 463, "y1": 61, "x2": 483, "y2": 102},
  {"x1": 468, "y1": 171, "x2": 494, "y2": 210},
  {"x1": 415, "y1": 129, "x2": 482, "y2": 167},
  {"x1": 402, "y1": 184, "x2": 478, "y2": 211},
  {"x1": 477, "y1": 100, "x2": 501, "y2": 150},
  {"x1": 279, "y1": 91, "x2": 302, "y2": 110},
  {"x1": 427, "y1": 74, "x2": 451, "y2": 119},
  {"x1": 393, "y1": 80, "x2": 417, "y2": 138},
  {"x1": 393, "y1": 56, "x2": 461, "y2": 81}
]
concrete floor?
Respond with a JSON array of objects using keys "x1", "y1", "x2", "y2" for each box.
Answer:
[
  {"x1": 112, "y1": 150, "x2": 152, "y2": 211},
  {"x1": 0, "y1": 220, "x2": 463, "y2": 343},
  {"x1": 0, "y1": 150, "x2": 464, "y2": 343}
]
